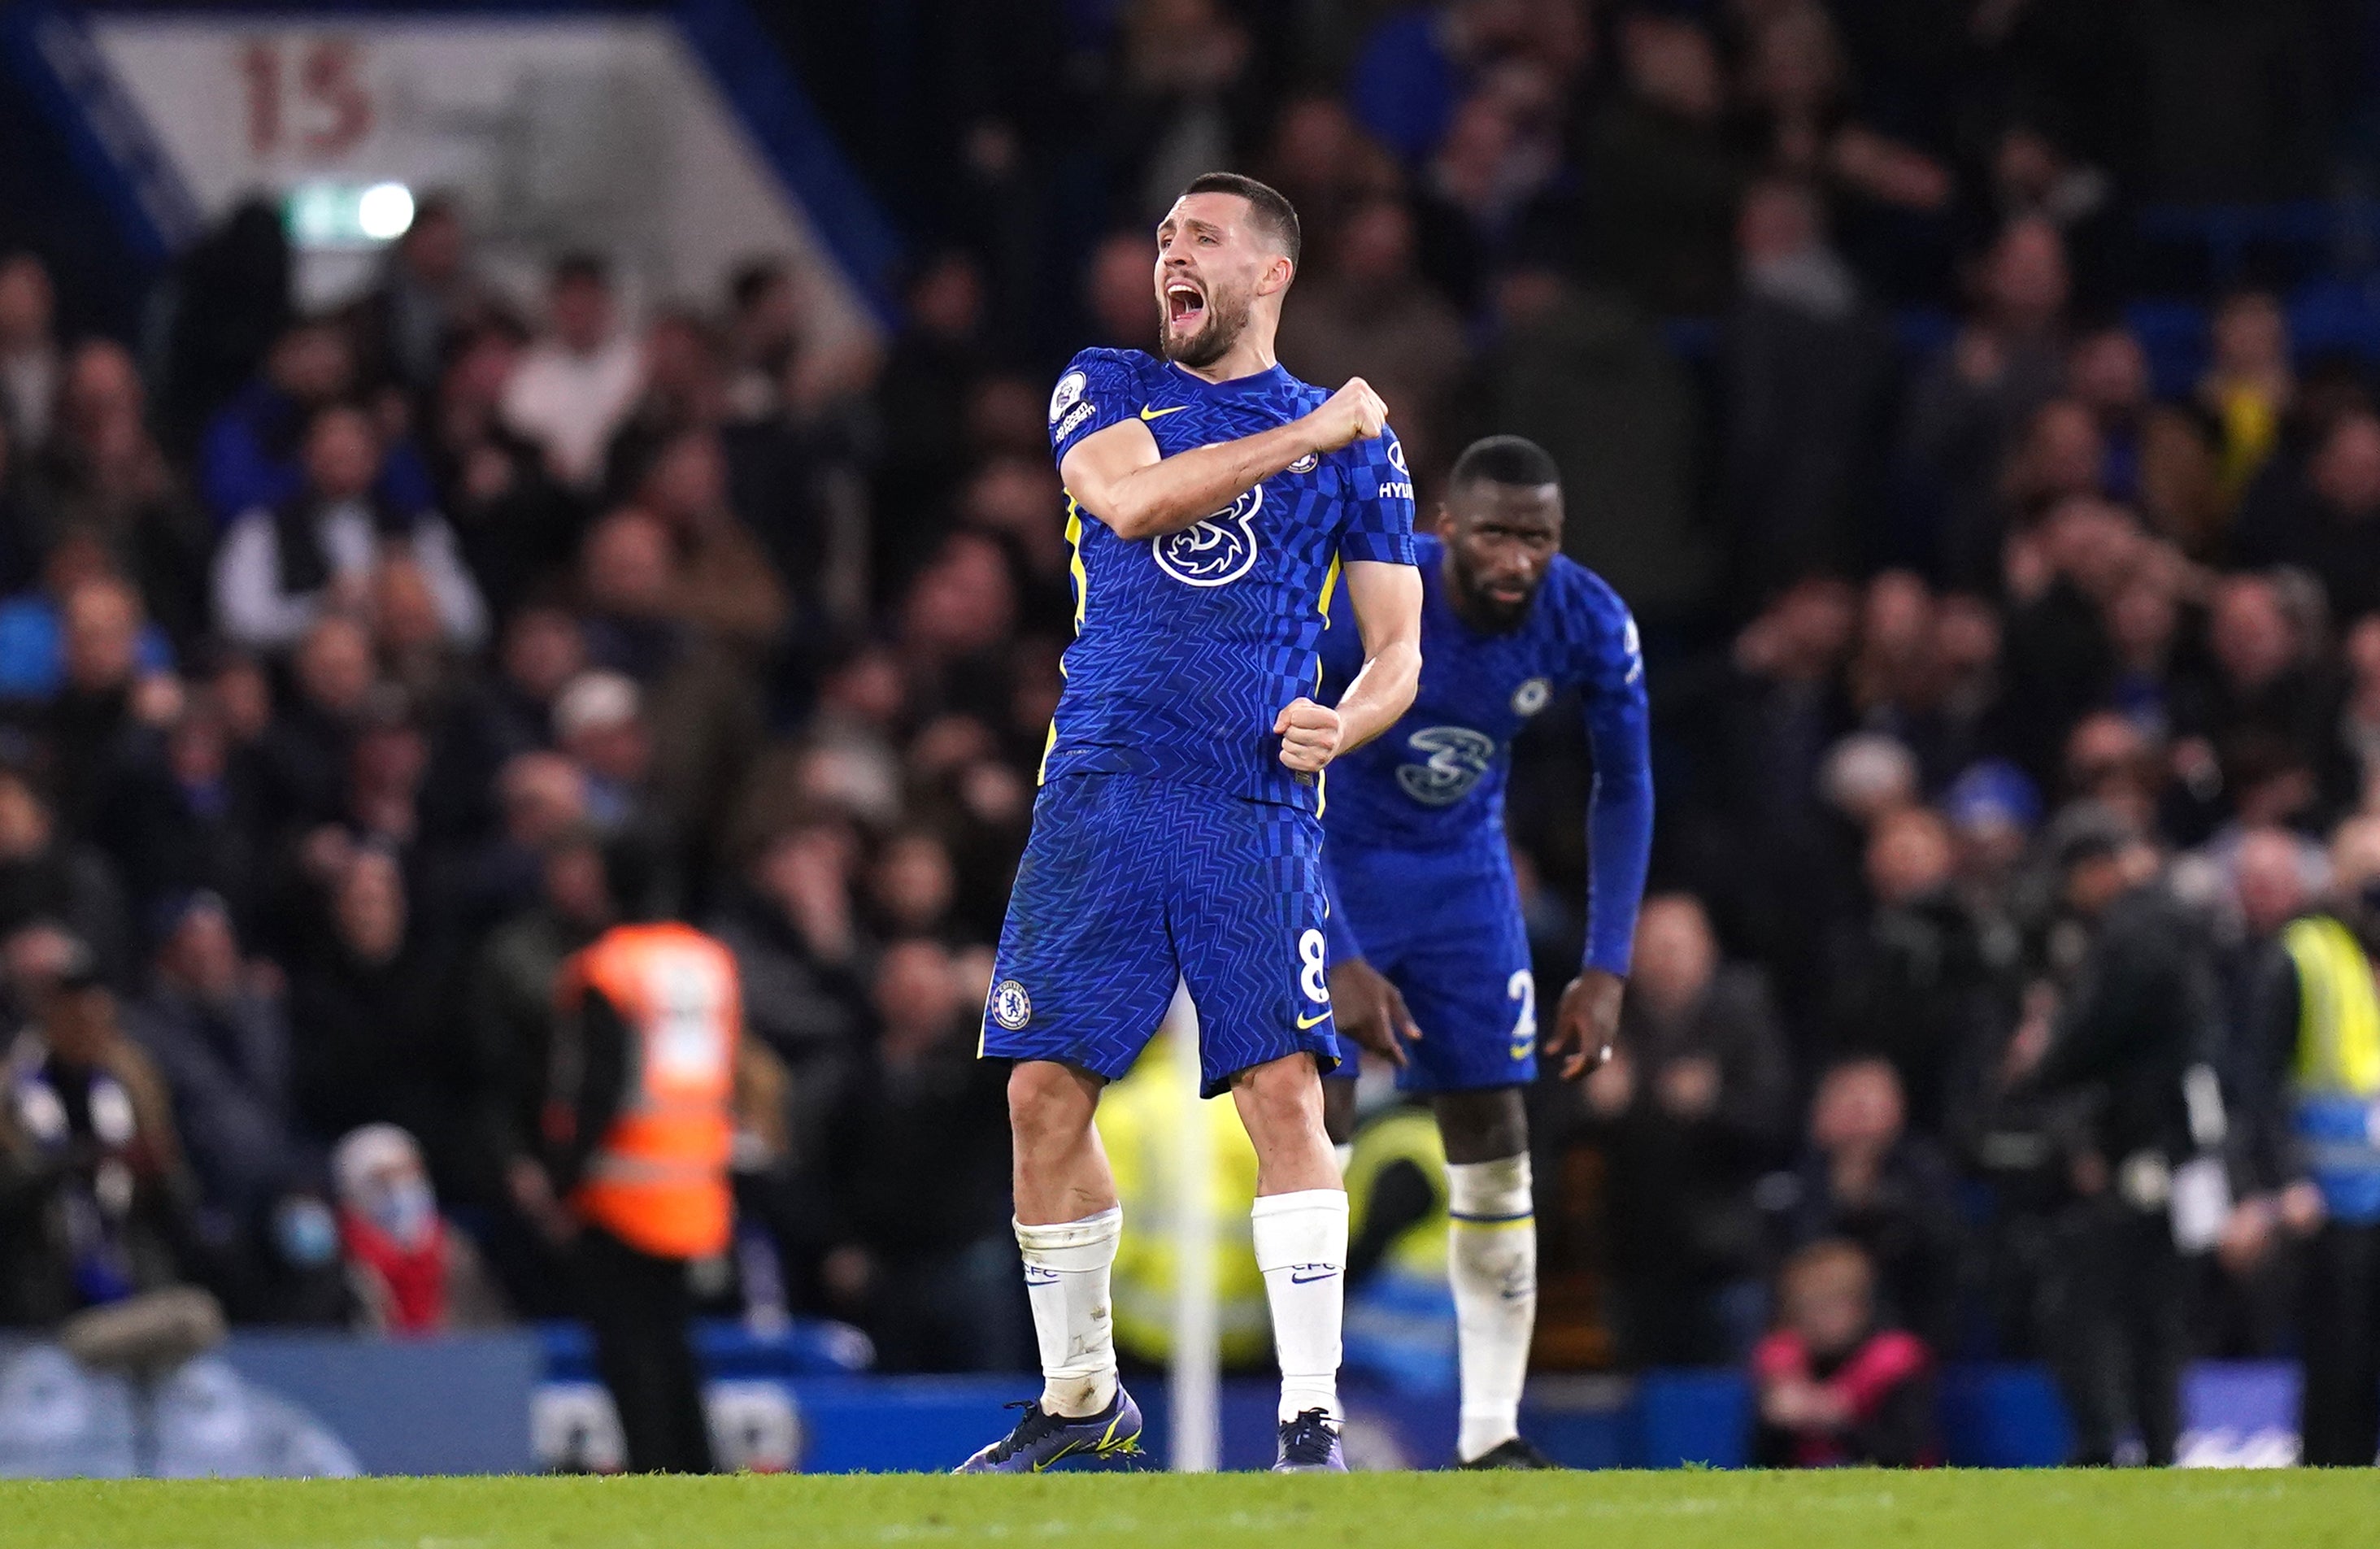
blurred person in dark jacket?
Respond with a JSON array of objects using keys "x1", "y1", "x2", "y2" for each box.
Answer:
[
  {"x1": 285, "y1": 846, "x2": 472, "y2": 1194},
  {"x1": 2232, "y1": 408, "x2": 2380, "y2": 624},
  {"x1": 1825, "y1": 804, "x2": 2004, "y2": 1138},
  {"x1": 2005, "y1": 817, "x2": 2230, "y2": 1465},
  {"x1": 1901, "y1": 217, "x2": 2072, "y2": 589},
  {"x1": 0, "y1": 765, "x2": 129, "y2": 985},
  {"x1": 1573, "y1": 892, "x2": 1793, "y2": 1367},
  {"x1": 1719, "y1": 180, "x2": 1895, "y2": 599},
  {"x1": 706, "y1": 820, "x2": 872, "y2": 1175},
  {"x1": 1576, "y1": 11, "x2": 1746, "y2": 317},
  {"x1": 0, "y1": 940, "x2": 194, "y2": 1325},
  {"x1": 344, "y1": 195, "x2": 493, "y2": 401},
  {"x1": 819, "y1": 938, "x2": 1016, "y2": 1372},
  {"x1": 1752, "y1": 1238, "x2": 1938, "y2": 1468},
  {"x1": 19, "y1": 341, "x2": 212, "y2": 644},
  {"x1": 1777, "y1": 1057, "x2": 1969, "y2": 1354},
  {"x1": 128, "y1": 892, "x2": 307, "y2": 1226}
]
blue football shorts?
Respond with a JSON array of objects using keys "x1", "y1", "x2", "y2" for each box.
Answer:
[{"x1": 981, "y1": 772, "x2": 1342, "y2": 1097}]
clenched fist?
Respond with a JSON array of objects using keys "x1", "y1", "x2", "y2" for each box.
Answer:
[
  {"x1": 1274, "y1": 697, "x2": 1343, "y2": 772},
  {"x1": 1301, "y1": 377, "x2": 1389, "y2": 454}
]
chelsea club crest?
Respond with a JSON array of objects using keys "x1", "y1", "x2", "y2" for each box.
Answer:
[
  {"x1": 990, "y1": 979, "x2": 1032, "y2": 1030},
  {"x1": 1512, "y1": 677, "x2": 1551, "y2": 716},
  {"x1": 1155, "y1": 484, "x2": 1263, "y2": 586}
]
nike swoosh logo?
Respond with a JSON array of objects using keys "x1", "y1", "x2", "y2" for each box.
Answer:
[
  {"x1": 1289, "y1": 1268, "x2": 1340, "y2": 1285},
  {"x1": 1139, "y1": 404, "x2": 1190, "y2": 420},
  {"x1": 1296, "y1": 1010, "x2": 1333, "y2": 1029}
]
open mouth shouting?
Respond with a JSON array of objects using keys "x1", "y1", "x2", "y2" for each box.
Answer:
[{"x1": 1165, "y1": 276, "x2": 1207, "y2": 334}]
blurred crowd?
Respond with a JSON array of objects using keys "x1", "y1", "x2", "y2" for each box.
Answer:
[{"x1": 3, "y1": 0, "x2": 2380, "y2": 1460}]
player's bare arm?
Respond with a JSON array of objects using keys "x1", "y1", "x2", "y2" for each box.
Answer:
[
  {"x1": 1277, "y1": 559, "x2": 1421, "y2": 774},
  {"x1": 1058, "y1": 378, "x2": 1388, "y2": 544}
]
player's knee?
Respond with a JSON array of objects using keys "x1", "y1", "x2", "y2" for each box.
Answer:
[
  {"x1": 1234, "y1": 1055, "x2": 1322, "y2": 1134},
  {"x1": 1007, "y1": 1061, "x2": 1096, "y2": 1151},
  {"x1": 1435, "y1": 1088, "x2": 1528, "y2": 1164}
]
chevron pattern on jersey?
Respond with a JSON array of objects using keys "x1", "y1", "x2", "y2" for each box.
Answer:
[
  {"x1": 1044, "y1": 349, "x2": 1415, "y2": 815},
  {"x1": 981, "y1": 772, "x2": 1339, "y2": 1097}
]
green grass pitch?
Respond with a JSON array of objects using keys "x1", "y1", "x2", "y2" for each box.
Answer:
[{"x1": 5, "y1": 1470, "x2": 2380, "y2": 1549}]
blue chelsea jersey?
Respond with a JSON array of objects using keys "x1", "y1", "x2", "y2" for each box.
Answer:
[
  {"x1": 1043, "y1": 347, "x2": 1416, "y2": 812},
  {"x1": 1318, "y1": 531, "x2": 1646, "y2": 854}
]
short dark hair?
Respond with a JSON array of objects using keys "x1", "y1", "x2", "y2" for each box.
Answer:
[
  {"x1": 1179, "y1": 172, "x2": 1301, "y2": 266},
  {"x1": 1449, "y1": 435, "x2": 1560, "y2": 490}
]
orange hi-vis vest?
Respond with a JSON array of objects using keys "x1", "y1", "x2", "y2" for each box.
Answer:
[{"x1": 558, "y1": 923, "x2": 741, "y2": 1260}]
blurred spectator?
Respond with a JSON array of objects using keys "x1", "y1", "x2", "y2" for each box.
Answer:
[
  {"x1": 1277, "y1": 198, "x2": 1466, "y2": 477},
  {"x1": 19, "y1": 342, "x2": 211, "y2": 644},
  {"x1": 345, "y1": 196, "x2": 492, "y2": 399},
  {"x1": 630, "y1": 428, "x2": 791, "y2": 655},
  {"x1": 198, "y1": 316, "x2": 434, "y2": 527},
  {"x1": 1825, "y1": 805, "x2": 2003, "y2": 1136},
  {"x1": 2232, "y1": 410, "x2": 2380, "y2": 623},
  {"x1": 1572, "y1": 892, "x2": 1793, "y2": 1367},
  {"x1": 154, "y1": 200, "x2": 290, "y2": 455},
  {"x1": 500, "y1": 256, "x2": 645, "y2": 495},
  {"x1": 212, "y1": 402, "x2": 487, "y2": 652},
  {"x1": 551, "y1": 672, "x2": 652, "y2": 833},
  {"x1": 1735, "y1": 3, "x2": 1951, "y2": 237},
  {"x1": 2198, "y1": 290, "x2": 2294, "y2": 520},
  {"x1": 2172, "y1": 572, "x2": 2329, "y2": 807},
  {"x1": 870, "y1": 253, "x2": 988, "y2": 598},
  {"x1": 723, "y1": 259, "x2": 802, "y2": 424},
  {"x1": 285, "y1": 847, "x2": 471, "y2": 1193},
  {"x1": 1903, "y1": 217, "x2": 2073, "y2": 587},
  {"x1": 1577, "y1": 11, "x2": 1745, "y2": 316},
  {"x1": 423, "y1": 323, "x2": 581, "y2": 624},
  {"x1": 468, "y1": 825, "x2": 608, "y2": 1312},
  {"x1": 0, "y1": 768, "x2": 128, "y2": 985},
  {"x1": 91, "y1": 690, "x2": 266, "y2": 932},
  {"x1": 1104, "y1": 0, "x2": 1260, "y2": 227},
  {"x1": 0, "y1": 253, "x2": 59, "y2": 450},
  {"x1": 10, "y1": 575, "x2": 179, "y2": 837},
  {"x1": 1456, "y1": 271, "x2": 1707, "y2": 617},
  {"x1": 1720, "y1": 181, "x2": 1895, "y2": 594},
  {"x1": 1346, "y1": 0, "x2": 1529, "y2": 165},
  {"x1": 1752, "y1": 1239, "x2": 1938, "y2": 1467},
  {"x1": 128, "y1": 892, "x2": 302, "y2": 1225},
  {"x1": 707, "y1": 821, "x2": 871, "y2": 1168},
  {"x1": 1778, "y1": 1058, "x2": 1969, "y2": 1352},
  {"x1": 2066, "y1": 325, "x2": 2217, "y2": 555},
  {"x1": 1083, "y1": 229, "x2": 1160, "y2": 351},
  {"x1": 818, "y1": 938, "x2": 1017, "y2": 1371},
  {"x1": 1257, "y1": 97, "x2": 1399, "y2": 277},
  {"x1": 0, "y1": 941, "x2": 193, "y2": 1323},
  {"x1": 331, "y1": 1124, "x2": 505, "y2": 1336}
]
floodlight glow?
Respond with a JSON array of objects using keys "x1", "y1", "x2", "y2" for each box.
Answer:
[{"x1": 357, "y1": 182, "x2": 416, "y2": 241}]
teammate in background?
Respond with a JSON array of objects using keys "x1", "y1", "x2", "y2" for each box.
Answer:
[
  {"x1": 1317, "y1": 434, "x2": 1652, "y2": 1469},
  {"x1": 959, "y1": 172, "x2": 1423, "y2": 1474}
]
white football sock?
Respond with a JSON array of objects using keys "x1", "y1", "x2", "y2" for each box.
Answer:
[
  {"x1": 1252, "y1": 1189, "x2": 1348, "y2": 1425},
  {"x1": 1016, "y1": 1207, "x2": 1120, "y2": 1418},
  {"x1": 1447, "y1": 1154, "x2": 1537, "y2": 1462}
]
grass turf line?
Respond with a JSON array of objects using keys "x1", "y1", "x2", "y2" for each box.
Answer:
[{"x1": 3, "y1": 1469, "x2": 2379, "y2": 1549}]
